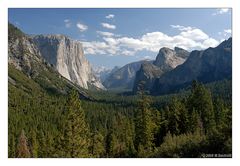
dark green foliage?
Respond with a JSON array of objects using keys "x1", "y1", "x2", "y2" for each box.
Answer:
[
  {"x1": 9, "y1": 76, "x2": 231, "y2": 158},
  {"x1": 187, "y1": 80, "x2": 216, "y2": 134},
  {"x1": 135, "y1": 83, "x2": 155, "y2": 156}
]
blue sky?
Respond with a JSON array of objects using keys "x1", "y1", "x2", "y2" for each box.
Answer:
[{"x1": 9, "y1": 8, "x2": 232, "y2": 68}]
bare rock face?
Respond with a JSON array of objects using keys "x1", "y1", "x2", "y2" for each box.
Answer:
[
  {"x1": 153, "y1": 47, "x2": 189, "y2": 71},
  {"x1": 33, "y1": 35, "x2": 105, "y2": 90},
  {"x1": 133, "y1": 47, "x2": 189, "y2": 94}
]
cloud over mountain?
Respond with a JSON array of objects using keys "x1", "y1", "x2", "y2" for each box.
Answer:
[{"x1": 82, "y1": 25, "x2": 220, "y2": 56}]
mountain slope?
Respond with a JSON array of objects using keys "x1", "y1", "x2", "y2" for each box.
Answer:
[
  {"x1": 151, "y1": 38, "x2": 232, "y2": 95},
  {"x1": 133, "y1": 47, "x2": 189, "y2": 94},
  {"x1": 103, "y1": 60, "x2": 152, "y2": 90},
  {"x1": 8, "y1": 23, "x2": 91, "y2": 99},
  {"x1": 32, "y1": 35, "x2": 104, "y2": 90}
]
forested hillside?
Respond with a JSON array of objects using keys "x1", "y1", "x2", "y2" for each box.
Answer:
[{"x1": 9, "y1": 76, "x2": 232, "y2": 157}]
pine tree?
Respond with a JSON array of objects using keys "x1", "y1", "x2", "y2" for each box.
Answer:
[
  {"x1": 135, "y1": 81, "x2": 154, "y2": 156},
  {"x1": 17, "y1": 129, "x2": 30, "y2": 158},
  {"x1": 125, "y1": 119, "x2": 136, "y2": 157},
  {"x1": 105, "y1": 129, "x2": 117, "y2": 157},
  {"x1": 168, "y1": 98, "x2": 181, "y2": 135},
  {"x1": 29, "y1": 129, "x2": 38, "y2": 158},
  {"x1": 189, "y1": 108, "x2": 203, "y2": 133},
  {"x1": 62, "y1": 90, "x2": 90, "y2": 158},
  {"x1": 214, "y1": 98, "x2": 228, "y2": 130},
  {"x1": 187, "y1": 81, "x2": 216, "y2": 134},
  {"x1": 9, "y1": 134, "x2": 16, "y2": 158},
  {"x1": 90, "y1": 130, "x2": 105, "y2": 157},
  {"x1": 38, "y1": 130, "x2": 47, "y2": 157}
]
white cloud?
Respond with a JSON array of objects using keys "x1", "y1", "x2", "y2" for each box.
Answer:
[
  {"x1": 64, "y1": 19, "x2": 71, "y2": 28},
  {"x1": 180, "y1": 28, "x2": 209, "y2": 41},
  {"x1": 101, "y1": 23, "x2": 116, "y2": 30},
  {"x1": 171, "y1": 25, "x2": 192, "y2": 31},
  {"x1": 213, "y1": 8, "x2": 230, "y2": 15},
  {"x1": 219, "y1": 29, "x2": 232, "y2": 38},
  {"x1": 82, "y1": 25, "x2": 220, "y2": 57},
  {"x1": 171, "y1": 25, "x2": 209, "y2": 41},
  {"x1": 76, "y1": 22, "x2": 88, "y2": 32},
  {"x1": 224, "y1": 29, "x2": 232, "y2": 34},
  {"x1": 202, "y1": 38, "x2": 219, "y2": 48},
  {"x1": 121, "y1": 50, "x2": 135, "y2": 56},
  {"x1": 97, "y1": 31, "x2": 114, "y2": 37},
  {"x1": 106, "y1": 14, "x2": 115, "y2": 19}
]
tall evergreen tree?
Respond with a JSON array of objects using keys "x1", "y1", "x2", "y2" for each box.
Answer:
[
  {"x1": 90, "y1": 130, "x2": 105, "y2": 157},
  {"x1": 105, "y1": 129, "x2": 117, "y2": 157},
  {"x1": 29, "y1": 129, "x2": 38, "y2": 157},
  {"x1": 38, "y1": 130, "x2": 47, "y2": 157},
  {"x1": 187, "y1": 81, "x2": 216, "y2": 134},
  {"x1": 62, "y1": 90, "x2": 90, "y2": 157},
  {"x1": 17, "y1": 129, "x2": 30, "y2": 158},
  {"x1": 168, "y1": 98, "x2": 181, "y2": 135},
  {"x1": 135, "y1": 81, "x2": 154, "y2": 156},
  {"x1": 189, "y1": 108, "x2": 203, "y2": 133}
]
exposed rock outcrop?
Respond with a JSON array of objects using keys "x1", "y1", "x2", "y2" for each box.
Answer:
[
  {"x1": 33, "y1": 35, "x2": 105, "y2": 90},
  {"x1": 133, "y1": 47, "x2": 189, "y2": 94}
]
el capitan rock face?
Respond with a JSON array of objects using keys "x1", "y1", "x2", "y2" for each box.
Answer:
[
  {"x1": 32, "y1": 35, "x2": 104, "y2": 90},
  {"x1": 8, "y1": 23, "x2": 92, "y2": 99},
  {"x1": 151, "y1": 38, "x2": 232, "y2": 95}
]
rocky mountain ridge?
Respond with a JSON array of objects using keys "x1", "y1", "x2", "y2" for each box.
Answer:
[{"x1": 151, "y1": 38, "x2": 232, "y2": 95}]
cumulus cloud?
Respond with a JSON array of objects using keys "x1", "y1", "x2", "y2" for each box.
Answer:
[
  {"x1": 106, "y1": 14, "x2": 115, "y2": 19},
  {"x1": 213, "y1": 8, "x2": 230, "y2": 15},
  {"x1": 97, "y1": 31, "x2": 114, "y2": 37},
  {"x1": 76, "y1": 22, "x2": 88, "y2": 32},
  {"x1": 81, "y1": 25, "x2": 220, "y2": 56},
  {"x1": 171, "y1": 25, "x2": 209, "y2": 40},
  {"x1": 64, "y1": 19, "x2": 72, "y2": 28},
  {"x1": 201, "y1": 38, "x2": 220, "y2": 48},
  {"x1": 101, "y1": 23, "x2": 116, "y2": 30}
]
